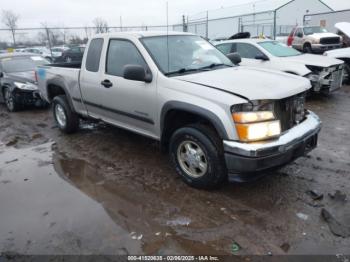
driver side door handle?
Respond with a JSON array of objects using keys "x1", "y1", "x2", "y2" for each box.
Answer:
[{"x1": 101, "y1": 79, "x2": 113, "y2": 88}]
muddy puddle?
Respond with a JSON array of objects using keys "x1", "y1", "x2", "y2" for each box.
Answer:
[{"x1": 0, "y1": 86, "x2": 350, "y2": 255}]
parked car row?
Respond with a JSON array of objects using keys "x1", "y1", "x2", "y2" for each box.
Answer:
[
  {"x1": 1, "y1": 30, "x2": 346, "y2": 189},
  {"x1": 14, "y1": 45, "x2": 85, "y2": 63},
  {"x1": 215, "y1": 38, "x2": 345, "y2": 93}
]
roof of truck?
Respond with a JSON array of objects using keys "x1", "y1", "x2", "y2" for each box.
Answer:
[{"x1": 94, "y1": 31, "x2": 195, "y2": 38}]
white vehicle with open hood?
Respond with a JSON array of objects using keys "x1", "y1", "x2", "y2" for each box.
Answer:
[
  {"x1": 215, "y1": 38, "x2": 344, "y2": 94},
  {"x1": 36, "y1": 31, "x2": 321, "y2": 189},
  {"x1": 324, "y1": 22, "x2": 350, "y2": 84}
]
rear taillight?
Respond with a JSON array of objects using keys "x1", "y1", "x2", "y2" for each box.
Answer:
[
  {"x1": 35, "y1": 71, "x2": 38, "y2": 82},
  {"x1": 287, "y1": 36, "x2": 294, "y2": 46}
]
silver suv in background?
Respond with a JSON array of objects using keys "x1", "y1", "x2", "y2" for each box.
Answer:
[{"x1": 288, "y1": 26, "x2": 342, "y2": 53}]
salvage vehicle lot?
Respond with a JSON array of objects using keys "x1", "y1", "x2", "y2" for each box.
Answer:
[{"x1": 0, "y1": 85, "x2": 349, "y2": 255}]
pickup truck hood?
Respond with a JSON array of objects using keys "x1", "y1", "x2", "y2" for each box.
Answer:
[
  {"x1": 325, "y1": 47, "x2": 350, "y2": 58},
  {"x1": 279, "y1": 54, "x2": 343, "y2": 68},
  {"x1": 175, "y1": 67, "x2": 311, "y2": 101},
  {"x1": 335, "y1": 22, "x2": 350, "y2": 38},
  {"x1": 309, "y1": 32, "x2": 339, "y2": 39},
  {"x1": 6, "y1": 71, "x2": 36, "y2": 83}
]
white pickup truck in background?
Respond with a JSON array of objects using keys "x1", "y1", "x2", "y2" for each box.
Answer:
[{"x1": 36, "y1": 31, "x2": 321, "y2": 189}]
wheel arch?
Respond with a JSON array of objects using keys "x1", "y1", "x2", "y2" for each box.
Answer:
[
  {"x1": 1, "y1": 83, "x2": 14, "y2": 99},
  {"x1": 46, "y1": 78, "x2": 75, "y2": 111},
  {"x1": 160, "y1": 101, "x2": 229, "y2": 151}
]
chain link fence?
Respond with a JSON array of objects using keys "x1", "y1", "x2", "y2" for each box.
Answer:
[{"x1": 0, "y1": 25, "x2": 179, "y2": 50}]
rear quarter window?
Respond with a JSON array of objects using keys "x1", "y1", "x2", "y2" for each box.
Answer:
[{"x1": 85, "y1": 38, "x2": 104, "y2": 72}]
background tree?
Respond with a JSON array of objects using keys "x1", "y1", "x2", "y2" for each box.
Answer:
[
  {"x1": 92, "y1": 18, "x2": 109, "y2": 34},
  {"x1": 1, "y1": 10, "x2": 20, "y2": 48}
]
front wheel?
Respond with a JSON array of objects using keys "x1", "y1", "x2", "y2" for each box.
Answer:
[
  {"x1": 169, "y1": 124, "x2": 227, "y2": 189},
  {"x1": 52, "y1": 95, "x2": 79, "y2": 134},
  {"x1": 303, "y1": 44, "x2": 312, "y2": 53},
  {"x1": 3, "y1": 87, "x2": 19, "y2": 112}
]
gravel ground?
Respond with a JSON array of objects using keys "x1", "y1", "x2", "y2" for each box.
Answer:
[{"x1": 0, "y1": 85, "x2": 349, "y2": 256}]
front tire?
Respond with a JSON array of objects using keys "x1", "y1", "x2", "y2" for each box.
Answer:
[
  {"x1": 3, "y1": 87, "x2": 19, "y2": 112},
  {"x1": 169, "y1": 124, "x2": 227, "y2": 189},
  {"x1": 303, "y1": 43, "x2": 312, "y2": 53},
  {"x1": 52, "y1": 95, "x2": 79, "y2": 134}
]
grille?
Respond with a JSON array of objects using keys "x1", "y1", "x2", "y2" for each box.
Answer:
[
  {"x1": 274, "y1": 93, "x2": 306, "y2": 132},
  {"x1": 320, "y1": 37, "x2": 341, "y2": 45}
]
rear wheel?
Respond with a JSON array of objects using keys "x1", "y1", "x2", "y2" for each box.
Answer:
[
  {"x1": 169, "y1": 124, "x2": 227, "y2": 189},
  {"x1": 52, "y1": 95, "x2": 79, "y2": 134},
  {"x1": 3, "y1": 87, "x2": 19, "y2": 112},
  {"x1": 303, "y1": 43, "x2": 312, "y2": 53}
]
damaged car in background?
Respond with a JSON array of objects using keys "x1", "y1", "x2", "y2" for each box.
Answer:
[
  {"x1": 0, "y1": 53, "x2": 50, "y2": 112},
  {"x1": 324, "y1": 22, "x2": 350, "y2": 84},
  {"x1": 215, "y1": 39, "x2": 344, "y2": 94}
]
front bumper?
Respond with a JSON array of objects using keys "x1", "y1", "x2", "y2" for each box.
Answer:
[
  {"x1": 14, "y1": 88, "x2": 44, "y2": 105},
  {"x1": 308, "y1": 67, "x2": 344, "y2": 93},
  {"x1": 311, "y1": 43, "x2": 342, "y2": 52},
  {"x1": 223, "y1": 111, "x2": 321, "y2": 180}
]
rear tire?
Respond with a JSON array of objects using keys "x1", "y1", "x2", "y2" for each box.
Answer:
[
  {"x1": 52, "y1": 95, "x2": 79, "y2": 134},
  {"x1": 169, "y1": 124, "x2": 227, "y2": 190},
  {"x1": 3, "y1": 87, "x2": 20, "y2": 112}
]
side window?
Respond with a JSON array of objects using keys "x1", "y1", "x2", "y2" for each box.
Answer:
[
  {"x1": 86, "y1": 38, "x2": 104, "y2": 72},
  {"x1": 236, "y1": 43, "x2": 264, "y2": 59},
  {"x1": 295, "y1": 28, "x2": 303, "y2": 38},
  {"x1": 216, "y1": 43, "x2": 233, "y2": 55},
  {"x1": 106, "y1": 40, "x2": 147, "y2": 77}
]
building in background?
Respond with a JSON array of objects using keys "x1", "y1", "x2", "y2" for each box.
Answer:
[
  {"x1": 304, "y1": 9, "x2": 350, "y2": 33},
  {"x1": 175, "y1": 0, "x2": 350, "y2": 40}
]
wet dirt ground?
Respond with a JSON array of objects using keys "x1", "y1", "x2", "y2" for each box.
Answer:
[{"x1": 0, "y1": 86, "x2": 349, "y2": 256}]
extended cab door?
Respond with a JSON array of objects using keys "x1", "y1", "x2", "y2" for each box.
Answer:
[
  {"x1": 98, "y1": 38, "x2": 157, "y2": 138},
  {"x1": 79, "y1": 38, "x2": 106, "y2": 118}
]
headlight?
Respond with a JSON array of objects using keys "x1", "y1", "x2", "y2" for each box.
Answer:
[
  {"x1": 232, "y1": 111, "x2": 281, "y2": 142},
  {"x1": 14, "y1": 82, "x2": 38, "y2": 91}
]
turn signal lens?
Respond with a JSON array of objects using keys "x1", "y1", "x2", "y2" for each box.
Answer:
[
  {"x1": 232, "y1": 111, "x2": 274, "y2": 123},
  {"x1": 235, "y1": 121, "x2": 281, "y2": 142}
]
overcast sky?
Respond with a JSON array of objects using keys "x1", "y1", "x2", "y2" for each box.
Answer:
[{"x1": 0, "y1": 0, "x2": 348, "y2": 28}]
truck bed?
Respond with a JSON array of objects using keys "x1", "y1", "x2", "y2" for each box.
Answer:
[
  {"x1": 47, "y1": 62, "x2": 82, "y2": 69},
  {"x1": 36, "y1": 63, "x2": 81, "y2": 103}
]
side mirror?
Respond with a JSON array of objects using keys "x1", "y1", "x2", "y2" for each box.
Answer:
[
  {"x1": 226, "y1": 52, "x2": 242, "y2": 65},
  {"x1": 0, "y1": 72, "x2": 3, "y2": 78},
  {"x1": 255, "y1": 54, "x2": 269, "y2": 61},
  {"x1": 123, "y1": 65, "x2": 152, "y2": 83}
]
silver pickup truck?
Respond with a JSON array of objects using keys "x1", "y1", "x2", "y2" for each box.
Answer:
[{"x1": 37, "y1": 32, "x2": 321, "y2": 189}]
